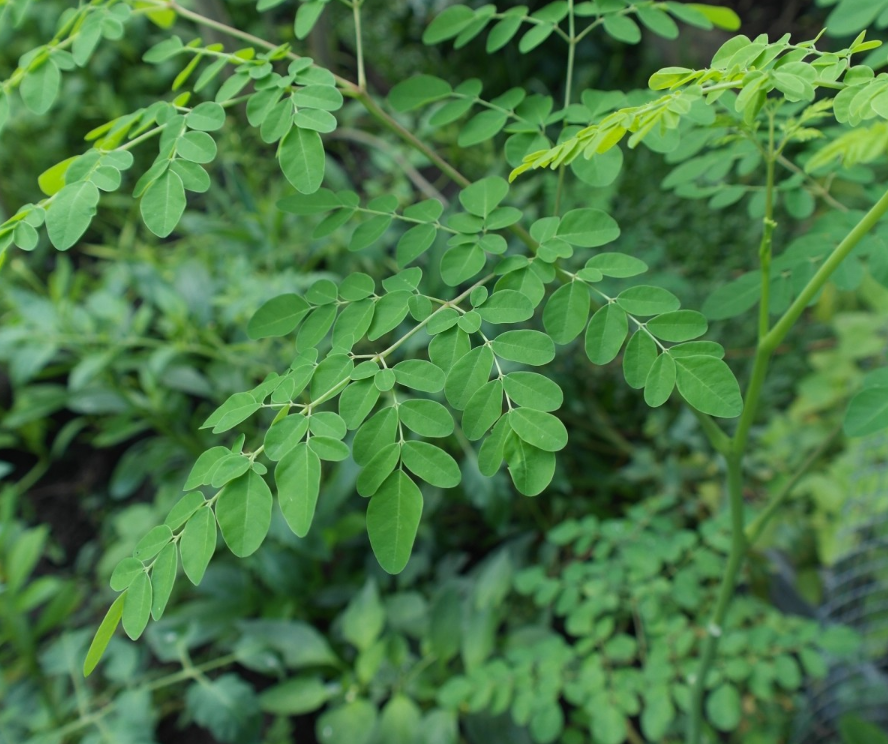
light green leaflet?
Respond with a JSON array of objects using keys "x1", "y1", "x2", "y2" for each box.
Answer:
[
  {"x1": 367, "y1": 470, "x2": 423, "y2": 574},
  {"x1": 490, "y1": 330, "x2": 555, "y2": 366},
  {"x1": 180, "y1": 506, "x2": 216, "y2": 585},
  {"x1": 398, "y1": 399, "x2": 454, "y2": 438},
  {"x1": 275, "y1": 442, "x2": 321, "y2": 537},
  {"x1": 401, "y1": 441, "x2": 461, "y2": 488},
  {"x1": 504, "y1": 434, "x2": 555, "y2": 497},
  {"x1": 216, "y1": 470, "x2": 273, "y2": 557},
  {"x1": 84, "y1": 592, "x2": 126, "y2": 676},
  {"x1": 585, "y1": 304, "x2": 629, "y2": 364},
  {"x1": 279, "y1": 126, "x2": 325, "y2": 193},
  {"x1": 674, "y1": 355, "x2": 743, "y2": 418},
  {"x1": 462, "y1": 380, "x2": 504, "y2": 440},
  {"x1": 509, "y1": 408, "x2": 568, "y2": 452},
  {"x1": 150, "y1": 543, "x2": 177, "y2": 621},
  {"x1": 543, "y1": 282, "x2": 590, "y2": 344},
  {"x1": 141, "y1": 170, "x2": 186, "y2": 238},
  {"x1": 248, "y1": 294, "x2": 310, "y2": 339},
  {"x1": 122, "y1": 572, "x2": 152, "y2": 640},
  {"x1": 444, "y1": 345, "x2": 494, "y2": 410}
]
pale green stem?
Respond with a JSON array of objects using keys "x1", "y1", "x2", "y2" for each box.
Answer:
[
  {"x1": 352, "y1": 0, "x2": 366, "y2": 90},
  {"x1": 687, "y1": 180, "x2": 888, "y2": 744}
]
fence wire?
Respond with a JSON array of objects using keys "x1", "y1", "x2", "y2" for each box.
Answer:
[{"x1": 792, "y1": 434, "x2": 888, "y2": 743}]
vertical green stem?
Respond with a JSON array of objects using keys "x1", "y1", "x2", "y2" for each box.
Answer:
[
  {"x1": 352, "y1": 0, "x2": 366, "y2": 91},
  {"x1": 687, "y1": 454, "x2": 746, "y2": 744},
  {"x1": 554, "y1": 0, "x2": 576, "y2": 216},
  {"x1": 758, "y1": 112, "x2": 776, "y2": 339},
  {"x1": 687, "y1": 112, "x2": 777, "y2": 744}
]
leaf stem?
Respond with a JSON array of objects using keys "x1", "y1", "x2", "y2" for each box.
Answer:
[
  {"x1": 763, "y1": 184, "x2": 888, "y2": 354},
  {"x1": 352, "y1": 0, "x2": 366, "y2": 90},
  {"x1": 687, "y1": 452, "x2": 746, "y2": 744}
]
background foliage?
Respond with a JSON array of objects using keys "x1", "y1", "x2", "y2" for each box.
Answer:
[{"x1": 2, "y1": 0, "x2": 888, "y2": 743}]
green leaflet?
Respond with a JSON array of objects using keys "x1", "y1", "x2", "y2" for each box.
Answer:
[
  {"x1": 209, "y1": 454, "x2": 251, "y2": 488},
  {"x1": 478, "y1": 414, "x2": 511, "y2": 477},
  {"x1": 394, "y1": 360, "x2": 446, "y2": 393},
  {"x1": 509, "y1": 408, "x2": 568, "y2": 452},
  {"x1": 429, "y1": 327, "x2": 471, "y2": 371},
  {"x1": 674, "y1": 355, "x2": 743, "y2": 418},
  {"x1": 265, "y1": 414, "x2": 310, "y2": 461},
  {"x1": 309, "y1": 411, "x2": 347, "y2": 439},
  {"x1": 248, "y1": 294, "x2": 310, "y2": 339},
  {"x1": 202, "y1": 391, "x2": 261, "y2": 433},
  {"x1": 644, "y1": 352, "x2": 676, "y2": 408},
  {"x1": 844, "y1": 385, "x2": 888, "y2": 437},
  {"x1": 150, "y1": 543, "x2": 177, "y2": 621},
  {"x1": 368, "y1": 291, "x2": 411, "y2": 340},
  {"x1": 705, "y1": 683, "x2": 742, "y2": 732},
  {"x1": 141, "y1": 170, "x2": 186, "y2": 238},
  {"x1": 389, "y1": 75, "x2": 453, "y2": 111},
  {"x1": 397, "y1": 223, "x2": 438, "y2": 267},
  {"x1": 83, "y1": 592, "x2": 126, "y2": 676},
  {"x1": 375, "y1": 368, "x2": 396, "y2": 392},
  {"x1": 310, "y1": 354, "x2": 353, "y2": 399},
  {"x1": 46, "y1": 181, "x2": 100, "y2": 250},
  {"x1": 186, "y1": 101, "x2": 226, "y2": 131},
  {"x1": 444, "y1": 345, "x2": 494, "y2": 410},
  {"x1": 316, "y1": 699, "x2": 378, "y2": 744},
  {"x1": 702, "y1": 272, "x2": 761, "y2": 320},
  {"x1": 180, "y1": 506, "x2": 216, "y2": 585},
  {"x1": 260, "y1": 676, "x2": 334, "y2": 716},
  {"x1": 275, "y1": 442, "x2": 321, "y2": 537},
  {"x1": 462, "y1": 379, "x2": 504, "y2": 440},
  {"x1": 339, "y1": 379, "x2": 380, "y2": 430},
  {"x1": 556, "y1": 208, "x2": 620, "y2": 247},
  {"x1": 401, "y1": 441, "x2": 461, "y2": 488},
  {"x1": 297, "y1": 304, "x2": 338, "y2": 349},
  {"x1": 399, "y1": 399, "x2": 454, "y2": 438},
  {"x1": 356, "y1": 443, "x2": 402, "y2": 497},
  {"x1": 616, "y1": 286, "x2": 681, "y2": 316},
  {"x1": 294, "y1": 1, "x2": 326, "y2": 39},
  {"x1": 354, "y1": 406, "x2": 399, "y2": 466},
  {"x1": 333, "y1": 299, "x2": 375, "y2": 348},
  {"x1": 122, "y1": 572, "x2": 152, "y2": 640},
  {"x1": 216, "y1": 471, "x2": 273, "y2": 557},
  {"x1": 543, "y1": 282, "x2": 590, "y2": 344},
  {"x1": 585, "y1": 304, "x2": 629, "y2": 364},
  {"x1": 441, "y1": 244, "x2": 486, "y2": 286},
  {"x1": 133, "y1": 525, "x2": 172, "y2": 561},
  {"x1": 21, "y1": 58, "x2": 60, "y2": 115},
  {"x1": 490, "y1": 330, "x2": 555, "y2": 366},
  {"x1": 647, "y1": 310, "x2": 708, "y2": 342},
  {"x1": 279, "y1": 126, "x2": 325, "y2": 194},
  {"x1": 504, "y1": 433, "x2": 555, "y2": 496},
  {"x1": 503, "y1": 372, "x2": 563, "y2": 412},
  {"x1": 475, "y1": 289, "x2": 534, "y2": 324},
  {"x1": 367, "y1": 470, "x2": 423, "y2": 574},
  {"x1": 110, "y1": 558, "x2": 144, "y2": 592},
  {"x1": 459, "y1": 176, "x2": 509, "y2": 218},
  {"x1": 165, "y1": 491, "x2": 208, "y2": 528},
  {"x1": 308, "y1": 436, "x2": 350, "y2": 461},
  {"x1": 623, "y1": 332, "x2": 658, "y2": 390},
  {"x1": 585, "y1": 252, "x2": 647, "y2": 278}
]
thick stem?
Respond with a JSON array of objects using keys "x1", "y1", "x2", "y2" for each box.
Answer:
[
  {"x1": 352, "y1": 0, "x2": 366, "y2": 90},
  {"x1": 757, "y1": 114, "x2": 776, "y2": 340},
  {"x1": 763, "y1": 184, "x2": 888, "y2": 354},
  {"x1": 687, "y1": 454, "x2": 747, "y2": 744}
]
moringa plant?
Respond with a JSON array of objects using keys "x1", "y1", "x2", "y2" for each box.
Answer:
[{"x1": 3, "y1": 0, "x2": 888, "y2": 742}]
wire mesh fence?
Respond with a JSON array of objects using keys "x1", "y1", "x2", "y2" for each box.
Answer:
[{"x1": 792, "y1": 435, "x2": 888, "y2": 743}]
